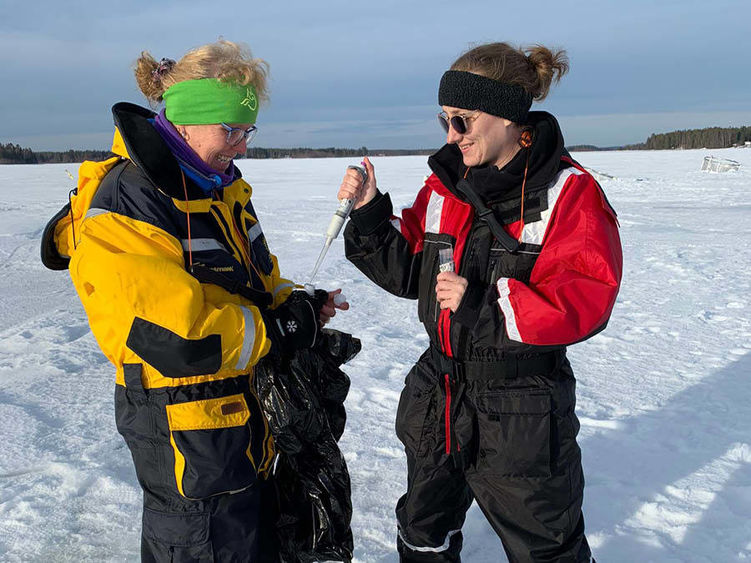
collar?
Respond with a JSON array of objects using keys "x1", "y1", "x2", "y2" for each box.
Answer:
[
  {"x1": 152, "y1": 109, "x2": 238, "y2": 192},
  {"x1": 110, "y1": 102, "x2": 243, "y2": 200},
  {"x1": 428, "y1": 111, "x2": 567, "y2": 203}
]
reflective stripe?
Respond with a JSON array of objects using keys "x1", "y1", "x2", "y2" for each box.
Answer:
[
  {"x1": 425, "y1": 191, "x2": 444, "y2": 234},
  {"x1": 85, "y1": 208, "x2": 108, "y2": 219},
  {"x1": 272, "y1": 282, "x2": 295, "y2": 297},
  {"x1": 496, "y1": 277, "x2": 522, "y2": 342},
  {"x1": 181, "y1": 238, "x2": 228, "y2": 253},
  {"x1": 234, "y1": 307, "x2": 256, "y2": 370},
  {"x1": 520, "y1": 167, "x2": 582, "y2": 245},
  {"x1": 247, "y1": 222, "x2": 263, "y2": 241},
  {"x1": 398, "y1": 527, "x2": 461, "y2": 553}
]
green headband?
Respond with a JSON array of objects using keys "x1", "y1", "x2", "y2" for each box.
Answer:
[{"x1": 163, "y1": 78, "x2": 259, "y2": 125}]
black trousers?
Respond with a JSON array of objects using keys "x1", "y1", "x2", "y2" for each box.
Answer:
[
  {"x1": 394, "y1": 349, "x2": 592, "y2": 563},
  {"x1": 115, "y1": 372, "x2": 269, "y2": 563},
  {"x1": 140, "y1": 484, "x2": 262, "y2": 563}
]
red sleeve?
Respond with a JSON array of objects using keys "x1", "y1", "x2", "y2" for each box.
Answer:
[
  {"x1": 496, "y1": 172, "x2": 622, "y2": 345},
  {"x1": 392, "y1": 180, "x2": 433, "y2": 254}
]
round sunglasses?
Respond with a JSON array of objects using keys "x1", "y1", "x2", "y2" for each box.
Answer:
[{"x1": 437, "y1": 111, "x2": 480, "y2": 135}]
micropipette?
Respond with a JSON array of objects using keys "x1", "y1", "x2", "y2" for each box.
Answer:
[{"x1": 307, "y1": 164, "x2": 368, "y2": 287}]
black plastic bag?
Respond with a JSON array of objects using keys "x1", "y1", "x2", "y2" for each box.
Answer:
[{"x1": 255, "y1": 329, "x2": 360, "y2": 563}]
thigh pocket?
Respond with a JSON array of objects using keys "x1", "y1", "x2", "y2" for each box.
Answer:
[
  {"x1": 475, "y1": 390, "x2": 552, "y2": 478},
  {"x1": 395, "y1": 365, "x2": 437, "y2": 455},
  {"x1": 166, "y1": 394, "x2": 256, "y2": 499},
  {"x1": 142, "y1": 508, "x2": 213, "y2": 562}
]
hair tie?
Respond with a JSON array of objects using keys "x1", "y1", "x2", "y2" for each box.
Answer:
[{"x1": 152, "y1": 58, "x2": 176, "y2": 82}]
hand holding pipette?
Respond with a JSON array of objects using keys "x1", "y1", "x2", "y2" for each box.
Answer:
[
  {"x1": 307, "y1": 159, "x2": 375, "y2": 285},
  {"x1": 303, "y1": 159, "x2": 375, "y2": 321},
  {"x1": 337, "y1": 156, "x2": 377, "y2": 210}
]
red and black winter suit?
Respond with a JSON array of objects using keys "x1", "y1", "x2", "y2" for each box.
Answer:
[{"x1": 344, "y1": 112, "x2": 622, "y2": 563}]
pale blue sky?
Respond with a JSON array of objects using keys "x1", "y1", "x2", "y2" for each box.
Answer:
[{"x1": 1, "y1": 0, "x2": 748, "y2": 150}]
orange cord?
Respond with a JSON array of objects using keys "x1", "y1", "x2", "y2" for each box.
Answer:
[
  {"x1": 518, "y1": 150, "x2": 530, "y2": 243},
  {"x1": 181, "y1": 175, "x2": 266, "y2": 287},
  {"x1": 517, "y1": 129, "x2": 534, "y2": 242},
  {"x1": 181, "y1": 170, "x2": 194, "y2": 269},
  {"x1": 229, "y1": 211, "x2": 266, "y2": 283}
]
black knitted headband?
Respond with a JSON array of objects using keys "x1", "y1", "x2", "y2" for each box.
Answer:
[{"x1": 438, "y1": 70, "x2": 533, "y2": 124}]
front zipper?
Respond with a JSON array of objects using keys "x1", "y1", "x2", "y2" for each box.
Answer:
[
  {"x1": 444, "y1": 373, "x2": 452, "y2": 454},
  {"x1": 209, "y1": 201, "x2": 267, "y2": 291},
  {"x1": 432, "y1": 240, "x2": 453, "y2": 323}
]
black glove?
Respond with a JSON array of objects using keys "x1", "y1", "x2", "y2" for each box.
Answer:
[{"x1": 263, "y1": 289, "x2": 328, "y2": 354}]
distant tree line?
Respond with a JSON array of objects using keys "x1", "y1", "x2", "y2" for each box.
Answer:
[
  {"x1": 35, "y1": 149, "x2": 114, "y2": 163},
  {"x1": 0, "y1": 143, "x2": 37, "y2": 164},
  {"x1": 3, "y1": 125, "x2": 751, "y2": 163},
  {"x1": 565, "y1": 144, "x2": 622, "y2": 152},
  {"x1": 636, "y1": 126, "x2": 751, "y2": 150},
  {"x1": 246, "y1": 146, "x2": 370, "y2": 159},
  {"x1": 0, "y1": 142, "x2": 436, "y2": 164},
  {"x1": 245, "y1": 146, "x2": 436, "y2": 158},
  {"x1": 0, "y1": 143, "x2": 112, "y2": 164}
]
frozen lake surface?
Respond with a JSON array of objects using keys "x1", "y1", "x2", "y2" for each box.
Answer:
[{"x1": 0, "y1": 147, "x2": 750, "y2": 562}]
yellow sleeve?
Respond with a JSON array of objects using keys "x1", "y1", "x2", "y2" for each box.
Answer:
[
  {"x1": 70, "y1": 211, "x2": 272, "y2": 386},
  {"x1": 268, "y1": 253, "x2": 297, "y2": 308}
]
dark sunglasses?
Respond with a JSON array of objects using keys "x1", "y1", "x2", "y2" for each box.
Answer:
[
  {"x1": 437, "y1": 111, "x2": 479, "y2": 135},
  {"x1": 220, "y1": 123, "x2": 258, "y2": 146}
]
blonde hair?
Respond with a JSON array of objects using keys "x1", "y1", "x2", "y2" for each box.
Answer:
[
  {"x1": 134, "y1": 40, "x2": 269, "y2": 105},
  {"x1": 450, "y1": 42, "x2": 569, "y2": 102}
]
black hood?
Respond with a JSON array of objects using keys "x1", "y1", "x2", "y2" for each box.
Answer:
[
  {"x1": 428, "y1": 111, "x2": 568, "y2": 203},
  {"x1": 111, "y1": 102, "x2": 242, "y2": 201}
]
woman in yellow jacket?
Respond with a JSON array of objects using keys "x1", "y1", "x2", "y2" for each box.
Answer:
[{"x1": 42, "y1": 40, "x2": 345, "y2": 562}]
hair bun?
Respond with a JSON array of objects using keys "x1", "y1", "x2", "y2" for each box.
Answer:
[{"x1": 151, "y1": 58, "x2": 176, "y2": 83}]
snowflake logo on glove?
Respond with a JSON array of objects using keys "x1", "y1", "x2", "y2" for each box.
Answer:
[{"x1": 285, "y1": 320, "x2": 298, "y2": 333}]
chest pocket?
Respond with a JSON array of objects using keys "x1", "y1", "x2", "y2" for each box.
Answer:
[
  {"x1": 487, "y1": 243, "x2": 541, "y2": 286},
  {"x1": 418, "y1": 232, "x2": 455, "y2": 327},
  {"x1": 483, "y1": 192, "x2": 547, "y2": 284}
]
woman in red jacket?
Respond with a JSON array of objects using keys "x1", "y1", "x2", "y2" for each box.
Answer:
[{"x1": 339, "y1": 42, "x2": 621, "y2": 562}]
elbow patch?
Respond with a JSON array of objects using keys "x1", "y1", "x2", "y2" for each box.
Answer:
[{"x1": 126, "y1": 317, "x2": 222, "y2": 378}]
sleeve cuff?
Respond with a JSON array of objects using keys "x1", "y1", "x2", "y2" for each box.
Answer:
[{"x1": 348, "y1": 191, "x2": 393, "y2": 235}]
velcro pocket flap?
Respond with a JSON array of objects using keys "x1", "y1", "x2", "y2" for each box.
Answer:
[
  {"x1": 477, "y1": 390, "x2": 550, "y2": 418},
  {"x1": 166, "y1": 394, "x2": 255, "y2": 499},
  {"x1": 166, "y1": 394, "x2": 250, "y2": 431},
  {"x1": 475, "y1": 390, "x2": 552, "y2": 477}
]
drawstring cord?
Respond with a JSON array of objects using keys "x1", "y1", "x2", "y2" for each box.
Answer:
[
  {"x1": 224, "y1": 196, "x2": 266, "y2": 284},
  {"x1": 518, "y1": 149, "x2": 530, "y2": 242},
  {"x1": 183, "y1": 176, "x2": 265, "y2": 285},
  {"x1": 517, "y1": 128, "x2": 533, "y2": 242},
  {"x1": 464, "y1": 128, "x2": 531, "y2": 244},
  {"x1": 181, "y1": 170, "x2": 194, "y2": 270}
]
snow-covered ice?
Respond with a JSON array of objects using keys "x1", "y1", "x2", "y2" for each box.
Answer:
[{"x1": 0, "y1": 147, "x2": 749, "y2": 562}]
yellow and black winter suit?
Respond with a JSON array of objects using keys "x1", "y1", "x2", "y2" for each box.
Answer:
[{"x1": 42, "y1": 102, "x2": 294, "y2": 561}]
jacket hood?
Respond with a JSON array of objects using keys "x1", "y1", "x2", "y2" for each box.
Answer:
[
  {"x1": 111, "y1": 102, "x2": 242, "y2": 200},
  {"x1": 428, "y1": 111, "x2": 568, "y2": 203}
]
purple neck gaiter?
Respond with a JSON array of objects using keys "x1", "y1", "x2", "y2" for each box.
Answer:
[{"x1": 153, "y1": 110, "x2": 237, "y2": 189}]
